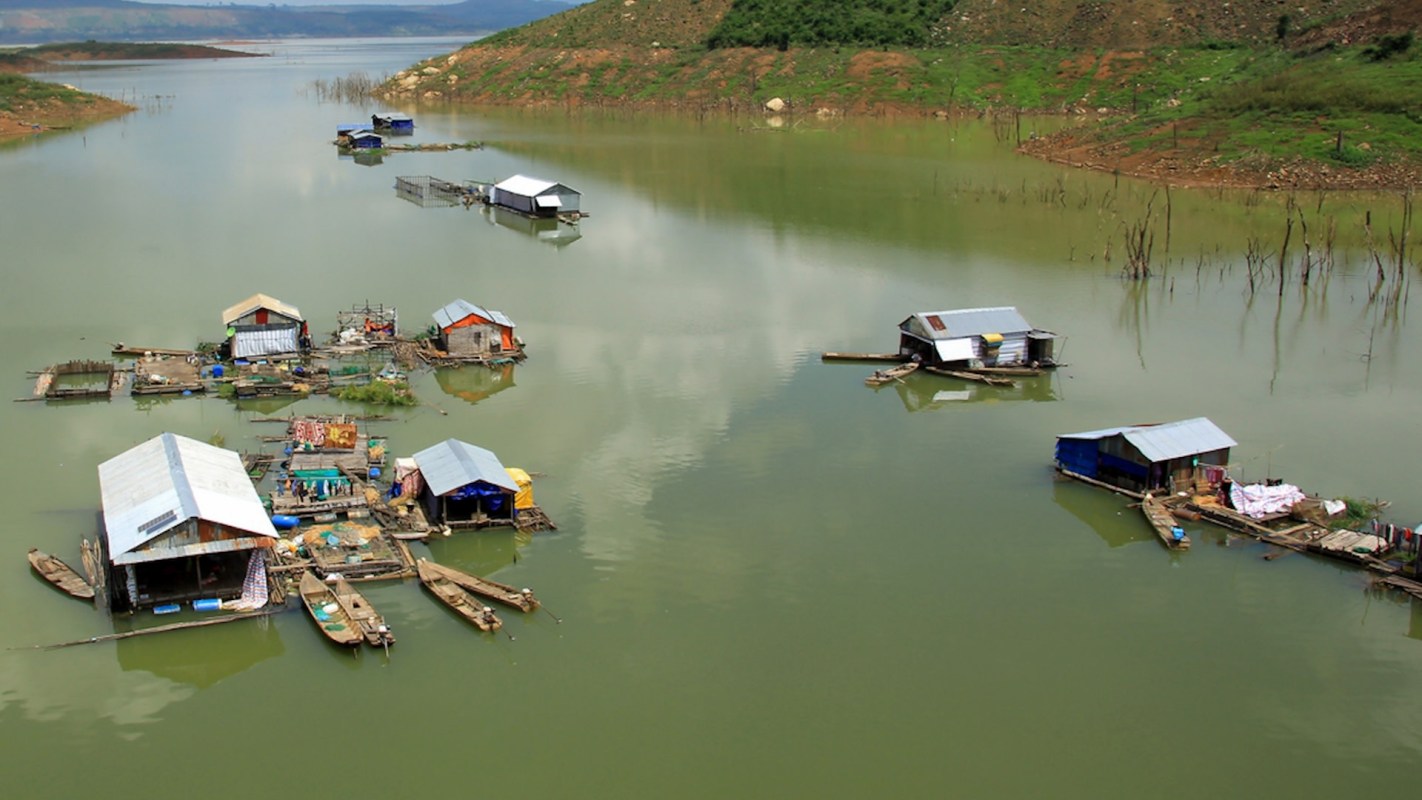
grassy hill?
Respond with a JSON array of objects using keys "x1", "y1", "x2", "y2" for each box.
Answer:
[{"x1": 383, "y1": 0, "x2": 1422, "y2": 188}]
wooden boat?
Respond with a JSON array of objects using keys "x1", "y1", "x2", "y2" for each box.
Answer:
[
  {"x1": 1142, "y1": 494, "x2": 1191, "y2": 550},
  {"x1": 417, "y1": 560, "x2": 503, "y2": 632},
  {"x1": 80, "y1": 539, "x2": 100, "y2": 588},
  {"x1": 419, "y1": 559, "x2": 540, "y2": 613},
  {"x1": 28, "y1": 548, "x2": 95, "y2": 600},
  {"x1": 864, "y1": 361, "x2": 919, "y2": 386},
  {"x1": 330, "y1": 577, "x2": 396, "y2": 648},
  {"x1": 298, "y1": 571, "x2": 362, "y2": 647}
]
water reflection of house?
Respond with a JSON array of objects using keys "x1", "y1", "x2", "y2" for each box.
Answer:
[
  {"x1": 435, "y1": 361, "x2": 516, "y2": 405},
  {"x1": 222, "y1": 293, "x2": 308, "y2": 360},
  {"x1": 117, "y1": 616, "x2": 284, "y2": 688},
  {"x1": 410, "y1": 439, "x2": 520, "y2": 530},
  {"x1": 98, "y1": 433, "x2": 277, "y2": 612},
  {"x1": 898, "y1": 307, "x2": 1057, "y2": 368},
  {"x1": 893, "y1": 372, "x2": 1058, "y2": 412},
  {"x1": 1055, "y1": 417, "x2": 1236, "y2": 495},
  {"x1": 491, "y1": 175, "x2": 580, "y2": 218},
  {"x1": 1052, "y1": 480, "x2": 1155, "y2": 549},
  {"x1": 433, "y1": 299, "x2": 522, "y2": 361},
  {"x1": 483, "y1": 205, "x2": 582, "y2": 247}
]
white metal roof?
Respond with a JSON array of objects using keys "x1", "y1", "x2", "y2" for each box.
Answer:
[
  {"x1": 411, "y1": 438, "x2": 518, "y2": 496},
  {"x1": 222, "y1": 293, "x2": 304, "y2": 326},
  {"x1": 903, "y1": 307, "x2": 1034, "y2": 341},
  {"x1": 1057, "y1": 418, "x2": 1237, "y2": 463},
  {"x1": 99, "y1": 433, "x2": 277, "y2": 565},
  {"x1": 495, "y1": 174, "x2": 579, "y2": 198},
  {"x1": 433, "y1": 299, "x2": 515, "y2": 330}
]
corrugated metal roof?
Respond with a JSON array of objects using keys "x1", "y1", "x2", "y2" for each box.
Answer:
[
  {"x1": 222, "y1": 293, "x2": 303, "y2": 326},
  {"x1": 411, "y1": 438, "x2": 518, "y2": 496},
  {"x1": 433, "y1": 299, "x2": 515, "y2": 330},
  {"x1": 1057, "y1": 418, "x2": 1237, "y2": 463},
  {"x1": 99, "y1": 433, "x2": 277, "y2": 565},
  {"x1": 495, "y1": 174, "x2": 579, "y2": 198},
  {"x1": 903, "y1": 307, "x2": 1033, "y2": 341}
]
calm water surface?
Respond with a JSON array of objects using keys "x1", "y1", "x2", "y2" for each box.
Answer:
[{"x1": 2, "y1": 38, "x2": 1420, "y2": 798}]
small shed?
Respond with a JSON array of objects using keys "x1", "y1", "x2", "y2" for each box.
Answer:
[
  {"x1": 410, "y1": 439, "x2": 519, "y2": 529},
  {"x1": 491, "y1": 175, "x2": 580, "y2": 218},
  {"x1": 99, "y1": 433, "x2": 278, "y2": 611},
  {"x1": 1055, "y1": 417, "x2": 1237, "y2": 494},
  {"x1": 223, "y1": 293, "x2": 307, "y2": 359},
  {"x1": 898, "y1": 307, "x2": 1057, "y2": 368},
  {"x1": 434, "y1": 299, "x2": 518, "y2": 358},
  {"x1": 372, "y1": 112, "x2": 414, "y2": 133},
  {"x1": 346, "y1": 130, "x2": 385, "y2": 149}
]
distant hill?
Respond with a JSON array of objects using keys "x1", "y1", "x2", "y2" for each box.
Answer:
[{"x1": 0, "y1": 0, "x2": 582, "y2": 44}]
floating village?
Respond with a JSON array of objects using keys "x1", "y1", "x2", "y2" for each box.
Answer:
[{"x1": 20, "y1": 113, "x2": 1422, "y2": 654}]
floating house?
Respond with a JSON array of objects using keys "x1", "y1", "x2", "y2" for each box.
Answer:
[
  {"x1": 346, "y1": 130, "x2": 385, "y2": 150},
  {"x1": 371, "y1": 112, "x2": 414, "y2": 134},
  {"x1": 410, "y1": 439, "x2": 520, "y2": 530},
  {"x1": 433, "y1": 299, "x2": 520, "y2": 360},
  {"x1": 898, "y1": 307, "x2": 1057, "y2": 368},
  {"x1": 1055, "y1": 417, "x2": 1237, "y2": 495},
  {"x1": 223, "y1": 293, "x2": 308, "y2": 359},
  {"x1": 98, "y1": 433, "x2": 278, "y2": 611},
  {"x1": 491, "y1": 175, "x2": 581, "y2": 219}
]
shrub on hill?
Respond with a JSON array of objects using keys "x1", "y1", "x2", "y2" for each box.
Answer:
[{"x1": 705, "y1": 0, "x2": 956, "y2": 49}]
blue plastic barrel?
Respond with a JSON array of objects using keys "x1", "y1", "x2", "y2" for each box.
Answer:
[
  {"x1": 368, "y1": 467, "x2": 381, "y2": 479},
  {"x1": 153, "y1": 603, "x2": 181, "y2": 615},
  {"x1": 1171, "y1": 527, "x2": 1185, "y2": 540},
  {"x1": 211, "y1": 364, "x2": 225, "y2": 378},
  {"x1": 271, "y1": 514, "x2": 300, "y2": 530},
  {"x1": 193, "y1": 598, "x2": 221, "y2": 612}
]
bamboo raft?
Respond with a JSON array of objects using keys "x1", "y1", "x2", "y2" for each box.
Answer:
[
  {"x1": 417, "y1": 560, "x2": 503, "y2": 632},
  {"x1": 28, "y1": 548, "x2": 95, "y2": 600},
  {"x1": 298, "y1": 571, "x2": 362, "y2": 647},
  {"x1": 1141, "y1": 494, "x2": 1190, "y2": 550},
  {"x1": 865, "y1": 362, "x2": 919, "y2": 386},
  {"x1": 418, "y1": 560, "x2": 540, "y2": 613},
  {"x1": 330, "y1": 577, "x2": 395, "y2": 648}
]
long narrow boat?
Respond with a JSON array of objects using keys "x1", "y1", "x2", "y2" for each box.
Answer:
[
  {"x1": 330, "y1": 577, "x2": 396, "y2": 648},
  {"x1": 299, "y1": 571, "x2": 362, "y2": 647},
  {"x1": 1142, "y1": 493, "x2": 1191, "y2": 550},
  {"x1": 28, "y1": 548, "x2": 95, "y2": 600},
  {"x1": 417, "y1": 560, "x2": 503, "y2": 632},
  {"x1": 864, "y1": 361, "x2": 919, "y2": 386},
  {"x1": 419, "y1": 560, "x2": 540, "y2": 613}
]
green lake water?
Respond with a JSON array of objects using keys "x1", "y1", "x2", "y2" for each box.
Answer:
[{"x1": 1, "y1": 37, "x2": 1420, "y2": 798}]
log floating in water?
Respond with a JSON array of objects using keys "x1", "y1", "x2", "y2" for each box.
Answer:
[
  {"x1": 15, "y1": 607, "x2": 287, "y2": 651},
  {"x1": 821, "y1": 352, "x2": 909, "y2": 363}
]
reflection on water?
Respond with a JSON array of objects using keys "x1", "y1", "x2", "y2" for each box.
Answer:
[
  {"x1": 888, "y1": 371, "x2": 1060, "y2": 412},
  {"x1": 115, "y1": 615, "x2": 285, "y2": 689},
  {"x1": 1052, "y1": 479, "x2": 1154, "y2": 549},
  {"x1": 481, "y1": 205, "x2": 582, "y2": 247},
  {"x1": 434, "y1": 362, "x2": 516, "y2": 406}
]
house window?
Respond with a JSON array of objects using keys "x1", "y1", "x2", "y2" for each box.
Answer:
[{"x1": 926, "y1": 315, "x2": 946, "y2": 331}]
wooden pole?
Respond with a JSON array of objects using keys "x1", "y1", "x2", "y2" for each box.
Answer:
[{"x1": 14, "y1": 607, "x2": 287, "y2": 651}]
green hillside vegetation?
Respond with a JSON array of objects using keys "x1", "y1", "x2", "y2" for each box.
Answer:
[
  {"x1": 705, "y1": 0, "x2": 956, "y2": 49},
  {"x1": 383, "y1": 0, "x2": 1422, "y2": 186}
]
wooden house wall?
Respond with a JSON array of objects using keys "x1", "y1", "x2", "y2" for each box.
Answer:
[{"x1": 445, "y1": 324, "x2": 503, "y2": 356}]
